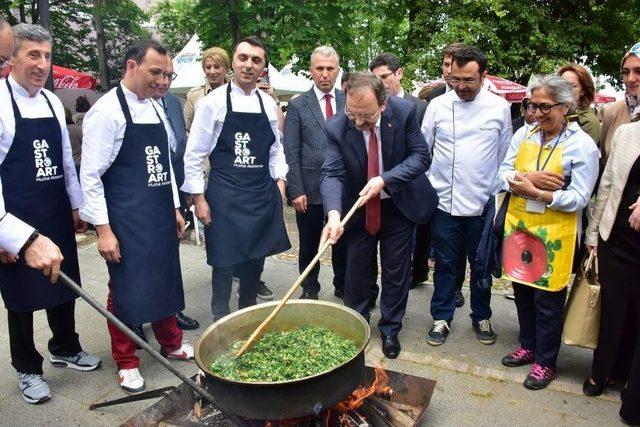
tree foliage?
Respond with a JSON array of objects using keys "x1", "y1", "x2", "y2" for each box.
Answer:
[
  {"x1": 153, "y1": 0, "x2": 640, "y2": 87},
  {"x1": 1, "y1": 0, "x2": 149, "y2": 89},
  {"x1": 407, "y1": 0, "x2": 640, "y2": 85}
]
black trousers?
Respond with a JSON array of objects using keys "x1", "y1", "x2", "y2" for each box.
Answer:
[
  {"x1": 8, "y1": 300, "x2": 82, "y2": 374},
  {"x1": 412, "y1": 221, "x2": 466, "y2": 290},
  {"x1": 212, "y1": 258, "x2": 263, "y2": 320},
  {"x1": 344, "y1": 200, "x2": 413, "y2": 337},
  {"x1": 513, "y1": 283, "x2": 567, "y2": 369},
  {"x1": 592, "y1": 241, "x2": 640, "y2": 424},
  {"x1": 295, "y1": 203, "x2": 346, "y2": 295}
]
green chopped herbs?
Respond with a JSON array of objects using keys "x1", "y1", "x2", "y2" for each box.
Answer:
[{"x1": 210, "y1": 326, "x2": 358, "y2": 382}]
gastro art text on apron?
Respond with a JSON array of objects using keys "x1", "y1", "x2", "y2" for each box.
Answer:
[
  {"x1": 34, "y1": 139, "x2": 62, "y2": 181},
  {"x1": 234, "y1": 131, "x2": 262, "y2": 168},
  {"x1": 145, "y1": 145, "x2": 170, "y2": 187}
]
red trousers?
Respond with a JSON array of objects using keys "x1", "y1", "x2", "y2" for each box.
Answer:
[{"x1": 106, "y1": 282, "x2": 183, "y2": 369}]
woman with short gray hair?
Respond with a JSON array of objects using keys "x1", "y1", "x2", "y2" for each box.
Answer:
[{"x1": 496, "y1": 74, "x2": 599, "y2": 390}]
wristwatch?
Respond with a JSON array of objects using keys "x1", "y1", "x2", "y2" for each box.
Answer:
[{"x1": 19, "y1": 230, "x2": 40, "y2": 256}]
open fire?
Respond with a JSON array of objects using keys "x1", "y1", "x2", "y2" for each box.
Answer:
[{"x1": 124, "y1": 366, "x2": 435, "y2": 427}]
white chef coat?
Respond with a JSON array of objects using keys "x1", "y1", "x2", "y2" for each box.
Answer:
[
  {"x1": 313, "y1": 85, "x2": 336, "y2": 120},
  {"x1": 79, "y1": 82, "x2": 180, "y2": 226},
  {"x1": 182, "y1": 80, "x2": 288, "y2": 194},
  {"x1": 421, "y1": 88, "x2": 513, "y2": 216},
  {"x1": 0, "y1": 75, "x2": 83, "y2": 255}
]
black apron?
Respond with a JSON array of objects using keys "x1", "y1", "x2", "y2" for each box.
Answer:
[
  {"x1": 101, "y1": 86, "x2": 184, "y2": 324},
  {"x1": 0, "y1": 80, "x2": 79, "y2": 311},
  {"x1": 205, "y1": 84, "x2": 290, "y2": 267}
]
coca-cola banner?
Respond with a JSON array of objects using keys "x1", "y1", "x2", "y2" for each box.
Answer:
[{"x1": 53, "y1": 65, "x2": 97, "y2": 90}]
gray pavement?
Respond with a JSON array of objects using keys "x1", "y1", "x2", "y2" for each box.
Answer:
[{"x1": 0, "y1": 229, "x2": 626, "y2": 426}]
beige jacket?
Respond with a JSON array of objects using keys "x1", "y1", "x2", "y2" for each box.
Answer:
[
  {"x1": 585, "y1": 121, "x2": 640, "y2": 246},
  {"x1": 183, "y1": 82, "x2": 214, "y2": 131},
  {"x1": 600, "y1": 99, "x2": 631, "y2": 163}
]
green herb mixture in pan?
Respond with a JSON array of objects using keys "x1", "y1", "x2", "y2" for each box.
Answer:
[{"x1": 210, "y1": 326, "x2": 358, "y2": 382}]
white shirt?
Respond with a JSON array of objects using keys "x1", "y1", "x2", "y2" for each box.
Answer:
[
  {"x1": 421, "y1": 88, "x2": 513, "y2": 216},
  {"x1": 362, "y1": 117, "x2": 389, "y2": 199},
  {"x1": 313, "y1": 85, "x2": 337, "y2": 120},
  {"x1": 498, "y1": 122, "x2": 600, "y2": 212},
  {"x1": 0, "y1": 75, "x2": 83, "y2": 255},
  {"x1": 79, "y1": 83, "x2": 180, "y2": 226},
  {"x1": 182, "y1": 81, "x2": 288, "y2": 194}
]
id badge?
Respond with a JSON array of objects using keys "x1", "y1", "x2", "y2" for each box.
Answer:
[{"x1": 525, "y1": 199, "x2": 546, "y2": 214}]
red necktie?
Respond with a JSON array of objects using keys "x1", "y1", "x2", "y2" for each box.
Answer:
[
  {"x1": 325, "y1": 93, "x2": 333, "y2": 119},
  {"x1": 366, "y1": 127, "x2": 381, "y2": 235}
]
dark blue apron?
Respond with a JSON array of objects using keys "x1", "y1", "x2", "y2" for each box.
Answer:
[
  {"x1": 0, "y1": 80, "x2": 79, "y2": 311},
  {"x1": 101, "y1": 86, "x2": 184, "y2": 324},
  {"x1": 205, "y1": 84, "x2": 290, "y2": 267}
]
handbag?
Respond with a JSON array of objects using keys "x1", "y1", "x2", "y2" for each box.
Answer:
[
  {"x1": 491, "y1": 192, "x2": 510, "y2": 279},
  {"x1": 563, "y1": 251, "x2": 601, "y2": 349}
]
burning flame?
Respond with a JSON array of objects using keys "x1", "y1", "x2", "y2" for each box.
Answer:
[{"x1": 335, "y1": 365, "x2": 392, "y2": 412}]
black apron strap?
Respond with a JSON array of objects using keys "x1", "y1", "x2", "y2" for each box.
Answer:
[
  {"x1": 116, "y1": 85, "x2": 134, "y2": 124},
  {"x1": 225, "y1": 82, "x2": 267, "y2": 115},
  {"x1": 6, "y1": 80, "x2": 23, "y2": 120},
  {"x1": 39, "y1": 91, "x2": 57, "y2": 117},
  {"x1": 6, "y1": 79, "x2": 57, "y2": 120}
]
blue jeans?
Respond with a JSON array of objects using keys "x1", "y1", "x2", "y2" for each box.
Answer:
[
  {"x1": 430, "y1": 209, "x2": 491, "y2": 323},
  {"x1": 211, "y1": 258, "x2": 263, "y2": 320}
]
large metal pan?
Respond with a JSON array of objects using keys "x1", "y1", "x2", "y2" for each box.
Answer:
[{"x1": 195, "y1": 300, "x2": 370, "y2": 420}]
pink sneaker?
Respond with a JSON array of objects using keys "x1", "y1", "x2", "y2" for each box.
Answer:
[
  {"x1": 524, "y1": 363, "x2": 556, "y2": 390},
  {"x1": 501, "y1": 347, "x2": 535, "y2": 367},
  {"x1": 161, "y1": 340, "x2": 194, "y2": 361}
]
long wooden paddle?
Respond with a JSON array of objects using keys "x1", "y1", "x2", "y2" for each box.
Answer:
[{"x1": 236, "y1": 195, "x2": 367, "y2": 357}]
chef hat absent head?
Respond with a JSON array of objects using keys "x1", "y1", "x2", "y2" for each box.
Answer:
[{"x1": 621, "y1": 42, "x2": 640, "y2": 69}]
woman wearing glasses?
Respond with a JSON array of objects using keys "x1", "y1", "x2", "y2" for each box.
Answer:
[
  {"x1": 558, "y1": 63, "x2": 600, "y2": 145},
  {"x1": 496, "y1": 75, "x2": 599, "y2": 390}
]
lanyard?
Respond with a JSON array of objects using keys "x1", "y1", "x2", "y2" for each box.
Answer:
[{"x1": 536, "y1": 124, "x2": 565, "y2": 171}]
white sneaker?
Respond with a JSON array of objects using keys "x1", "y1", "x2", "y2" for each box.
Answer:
[
  {"x1": 118, "y1": 368, "x2": 145, "y2": 395},
  {"x1": 17, "y1": 373, "x2": 51, "y2": 404},
  {"x1": 162, "y1": 340, "x2": 194, "y2": 361}
]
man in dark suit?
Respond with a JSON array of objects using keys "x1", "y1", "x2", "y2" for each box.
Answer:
[
  {"x1": 283, "y1": 46, "x2": 347, "y2": 300},
  {"x1": 369, "y1": 52, "x2": 433, "y2": 293},
  {"x1": 152, "y1": 55, "x2": 199, "y2": 331},
  {"x1": 320, "y1": 72, "x2": 437, "y2": 359},
  {"x1": 369, "y1": 53, "x2": 427, "y2": 122}
]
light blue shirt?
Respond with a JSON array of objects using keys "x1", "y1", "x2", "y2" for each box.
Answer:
[{"x1": 497, "y1": 121, "x2": 600, "y2": 212}]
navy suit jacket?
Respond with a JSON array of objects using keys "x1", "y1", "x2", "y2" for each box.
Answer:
[
  {"x1": 162, "y1": 92, "x2": 187, "y2": 188},
  {"x1": 320, "y1": 96, "x2": 438, "y2": 224}
]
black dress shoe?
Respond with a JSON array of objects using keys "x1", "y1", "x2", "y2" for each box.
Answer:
[
  {"x1": 300, "y1": 290, "x2": 319, "y2": 300},
  {"x1": 334, "y1": 288, "x2": 344, "y2": 298},
  {"x1": 381, "y1": 334, "x2": 401, "y2": 359},
  {"x1": 409, "y1": 273, "x2": 428, "y2": 289},
  {"x1": 176, "y1": 312, "x2": 200, "y2": 330},
  {"x1": 455, "y1": 289, "x2": 465, "y2": 307},
  {"x1": 582, "y1": 378, "x2": 606, "y2": 397},
  {"x1": 368, "y1": 296, "x2": 377, "y2": 309},
  {"x1": 128, "y1": 324, "x2": 146, "y2": 349}
]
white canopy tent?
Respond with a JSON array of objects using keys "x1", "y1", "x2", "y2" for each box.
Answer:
[{"x1": 170, "y1": 35, "x2": 313, "y2": 98}]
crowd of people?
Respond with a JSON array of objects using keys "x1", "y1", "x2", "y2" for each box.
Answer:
[{"x1": 0, "y1": 16, "x2": 638, "y2": 425}]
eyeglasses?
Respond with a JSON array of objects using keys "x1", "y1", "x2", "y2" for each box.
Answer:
[
  {"x1": 526, "y1": 102, "x2": 563, "y2": 114},
  {"x1": 449, "y1": 77, "x2": 480, "y2": 86},
  {"x1": 345, "y1": 107, "x2": 379, "y2": 121},
  {"x1": 163, "y1": 72, "x2": 178, "y2": 80}
]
